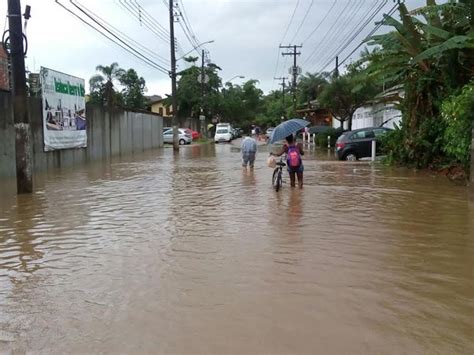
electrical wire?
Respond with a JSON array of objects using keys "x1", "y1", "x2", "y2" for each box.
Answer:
[
  {"x1": 178, "y1": 0, "x2": 200, "y2": 47},
  {"x1": 301, "y1": 0, "x2": 338, "y2": 44},
  {"x1": 324, "y1": 2, "x2": 399, "y2": 74},
  {"x1": 117, "y1": 0, "x2": 170, "y2": 44},
  {"x1": 317, "y1": 0, "x2": 389, "y2": 72},
  {"x1": 302, "y1": 0, "x2": 355, "y2": 66},
  {"x1": 75, "y1": 0, "x2": 170, "y2": 66},
  {"x1": 272, "y1": 0, "x2": 300, "y2": 90},
  {"x1": 311, "y1": 0, "x2": 380, "y2": 71},
  {"x1": 280, "y1": 0, "x2": 301, "y2": 45},
  {"x1": 55, "y1": 1, "x2": 169, "y2": 75},
  {"x1": 289, "y1": 0, "x2": 314, "y2": 44}
]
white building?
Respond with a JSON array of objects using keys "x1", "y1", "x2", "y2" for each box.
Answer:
[
  {"x1": 352, "y1": 103, "x2": 401, "y2": 130},
  {"x1": 332, "y1": 86, "x2": 403, "y2": 131}
]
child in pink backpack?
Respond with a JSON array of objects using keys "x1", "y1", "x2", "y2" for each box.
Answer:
[{"x1": 272, "y1": 134, "x2": 304, "y2": 188}]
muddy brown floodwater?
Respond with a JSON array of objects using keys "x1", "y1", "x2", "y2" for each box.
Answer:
[{"x1": 0, "y1": 143, "x2": 472, "y2": 354}]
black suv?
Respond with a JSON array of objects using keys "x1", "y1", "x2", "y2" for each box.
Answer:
[{"x1": 335, "y1": 127, "x2": 391, "y2": 161}]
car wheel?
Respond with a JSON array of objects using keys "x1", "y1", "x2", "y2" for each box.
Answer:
[
  {"x1": 179, "y1": 139, "x2": 185, "y2": 145},
  {"x1": 344, "y1": 152, "x2": 358, "y2": 161}
]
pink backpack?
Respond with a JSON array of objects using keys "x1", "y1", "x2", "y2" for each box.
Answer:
[{"x1": 287, "y1": 145, "x2": 301, "y2": 168}]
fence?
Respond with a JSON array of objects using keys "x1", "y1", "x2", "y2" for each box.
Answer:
[{"x1": 0, "y1": 92, "x2": 163, "y2": 178}]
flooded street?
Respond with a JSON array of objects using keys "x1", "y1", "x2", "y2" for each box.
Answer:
[{"x1": 0, "y1": 143, "x2": 472, "y2": 354}]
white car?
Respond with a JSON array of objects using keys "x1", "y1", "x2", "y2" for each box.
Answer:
[
  {"x1": 163, "y1": 128, "x2": 192, "y2": 145},
  {"x1": 214, "y1": 126, "x2": 232, "y2": 143}
]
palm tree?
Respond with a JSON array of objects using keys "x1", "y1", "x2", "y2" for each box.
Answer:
[
  {"x1": 297, "y1": 72, "x2": 329, "y2": 107},
  {"x1": 89, "y1": 62, "x2": 124, "y2": 106}
]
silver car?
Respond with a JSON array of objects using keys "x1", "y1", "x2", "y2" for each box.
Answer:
[{"x1": 163, "y1": 128, "x2": 192, "y2": 145}]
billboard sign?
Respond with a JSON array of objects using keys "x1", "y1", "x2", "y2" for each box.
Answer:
[{"x1": 40, "y1": 67, "x2": 87, "y2": 151}]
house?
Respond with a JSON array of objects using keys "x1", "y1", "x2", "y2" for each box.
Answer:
[
  {"x1": 0, "y1": 44, "x2": 10, "y2": 91},
  {"x1": 296, "y1": 100, "x2": 333, "y2": 126},
  {"x1": 148, "y1": 96, "x2": 172, "y2": 118},
  {"x1": 351, "y1": 87, "x2": 403, "y2": 130}
]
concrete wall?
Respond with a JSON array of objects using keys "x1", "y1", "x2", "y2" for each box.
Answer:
[
  {"x1": 0, "y1": 92, "x2": 163, "y2": 178},
  {"x1": 0, "y1": 90, "x2": 15, "y2": 177}
]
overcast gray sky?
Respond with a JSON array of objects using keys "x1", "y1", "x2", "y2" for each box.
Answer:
[{"x1": 1, "y1": 0, "x2": 429, "y2": 96}]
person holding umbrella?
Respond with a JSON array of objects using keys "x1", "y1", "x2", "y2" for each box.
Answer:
[
  {"x1": 268, "y1": 118, "x2": 309, "y2": 189},
  {"x1": 271, "y1": 134, "x2": 304, "y2": 188}
]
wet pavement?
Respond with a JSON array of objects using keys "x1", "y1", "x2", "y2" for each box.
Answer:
[{"x1": 0, "y1": 143, "x2": 472, "y2": 353}]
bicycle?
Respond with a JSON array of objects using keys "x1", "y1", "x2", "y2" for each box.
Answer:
[{"x1": 271, "y1": 154, "x2": 286, "y2": 192}]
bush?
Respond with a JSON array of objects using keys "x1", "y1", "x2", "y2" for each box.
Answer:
[
  {"x1": 441, "y1": 82, "x2": 474, "y2": 173},
  {"x1": 313, "y1": 127, "x2": 344, "y2": 147}
]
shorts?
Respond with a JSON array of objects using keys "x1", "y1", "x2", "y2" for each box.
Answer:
[
  {"x1": 242, "y1": 152, "x2": 256, "y2": 167},
  {"x1": 287, "y1": 164, "x2": 304, "y2": 174}
]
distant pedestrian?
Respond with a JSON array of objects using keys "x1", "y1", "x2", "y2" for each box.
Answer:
[
  {"x1": 241, "y1": 136, "x2": 257, "y2": 170},
  {"x1": 255, "y1": 126, "x2": 261, "y2": 141},
  {"x1": 271, "y1": 134, "x2": 304, "y2": 188}
]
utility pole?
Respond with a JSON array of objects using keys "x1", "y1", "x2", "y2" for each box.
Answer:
[
  {"x1": 274, "y1": 77, "x2": 287, "y2": 97},
  {"x1": 200, "y1": 49, "x2": 205, "y2": 135},
  {"x1": 334, "y1": 56, "x2": 339, "y2": 78},
  {"x1": 8, "y1": 0, "x2": 33, "y2": 193},
  {"x1": 280, "y1": 44, "x2": 302, "y2": 114},
  {"x1": 169, "y1": 0, "x2": 179, "y2": 150},
  {"x1": 274, "y1": 76, "x2": 287, "y2": 120}
]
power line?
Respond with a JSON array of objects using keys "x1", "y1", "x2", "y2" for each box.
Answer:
[
  {"x1": 324, "y1": 2, "x2": 399, "y2": 75},
  {"x1": 55, "y1": 1, "x2": 169, "y2": 75},
  {"x1": 317, "y1": 0, "x2": 389, "y2": 72},
  {"x1": 117, "y1": 0, "x2": 186, "y2": 59},
  {"x1": 310, "y1": 0, "x2": 375, "y2": 71},
  {"x1": 302, "y1": 0, "x2": 354, "y2": 67},
  {"x1": 289, "y1": 0, "x2": 314, "y2": 44},
  {"x1": 301, "y1": 0, "x2": 338, "y2": 44},
  {"x1": 272, "y1": 0, "x2": 300, "y2": 90},
  {"x1": 178, "y1": 0, "x2": 200, "y2": 47},
  {"x1": 75, "y1": 0, "x2": 170, "y2": 66},
  {"x1": 280, "y1": 0, "x2": 301, "y2": 45},
  {"x1": 117, "y1": 0, "x2": 170, "y2": 45},
  {"x1": 128, "y1": 0, "x2": 170, "y2": 36}
]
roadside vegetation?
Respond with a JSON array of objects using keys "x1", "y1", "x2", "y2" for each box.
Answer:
[{"x1": 88, "y1": 1, "x2": 472, "y2": 178}]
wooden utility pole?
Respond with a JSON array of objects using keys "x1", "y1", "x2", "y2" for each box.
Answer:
[
  {"x1": 200, "y1": 49, "x2": 205, "y2": 134},
  {"x1": 334, "y1": 56, "x2": 339, "y2": 78},
  {"x1": 8, "y1": 0, "x2": 33, "y2": 193},
  {"x1": 169, "y1": 0, "x2": 179, "y2": 150},
  {"x1": 274, "y1": 76, "x2": 287, "y2": 119},
  {"x1": 280, "y1": 44, "x2": 302, "y2": 113}
]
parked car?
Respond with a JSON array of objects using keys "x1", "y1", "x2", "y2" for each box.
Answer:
[
  {"x1": 185, "y1": 128, "x2": 201, "y2": 140},
  {"x1": 163, "y1": 126, "x2": 171, "y2": 133},
  {"x1": 163, "y1": 128, "x2": 192, "y2": 145},
  {"x1": 266, "y1": 127, "x2": 274, "y2": 139},
  {"x1": 214, "y1": 126, "x2": 232, "y2": 143},
  {"x1": 233, "y1": 127, "x2": 243, "y2": 138},
  {"x1": 336, "y1": 127, "x2": 391, "y2": 160}
]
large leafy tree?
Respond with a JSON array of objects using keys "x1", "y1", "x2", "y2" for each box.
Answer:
[
  {"x1": 118, "y1": 69, "x2": 147, "y2": 110},
  {"x1": 169, "y1": 57, "x2": 222, "y2": 125},
  {"x1": 360, "y1": 0, "x2": 473, "y2": 169},
  {"x1": 318, "y1": 70, "x2": 379, "y2": 130},
  {"x1": 219, "y1": 80, "x2": 264, "y2": 127}
]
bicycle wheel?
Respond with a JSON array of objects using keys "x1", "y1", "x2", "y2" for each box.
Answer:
[{"x1": 272, "y1": 169, "x2": 282, "y2": 192}]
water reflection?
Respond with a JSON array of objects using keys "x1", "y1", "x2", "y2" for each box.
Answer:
[{"x1": 0, "y1": 145, "x2": 472, "y2": 354}]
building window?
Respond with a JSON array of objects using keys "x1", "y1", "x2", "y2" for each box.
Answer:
[
  {"x1": 159, "y1": 107, "x2": 163, "y2": 116},
  {"x1": 166, "y1": 106, "x2": 171, "y2": 115}
]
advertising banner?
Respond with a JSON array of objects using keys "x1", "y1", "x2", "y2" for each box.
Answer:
[{"x1": 40, "y1": 67, "x2": 87, "y2": 151}]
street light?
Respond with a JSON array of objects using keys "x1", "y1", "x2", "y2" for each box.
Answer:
[
  {"x1": 225, "y1": 75, "x2": 245, "y2": 84},
  {"x1": 176, "y1": 40, "x2": 215, "y2": 61}
]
